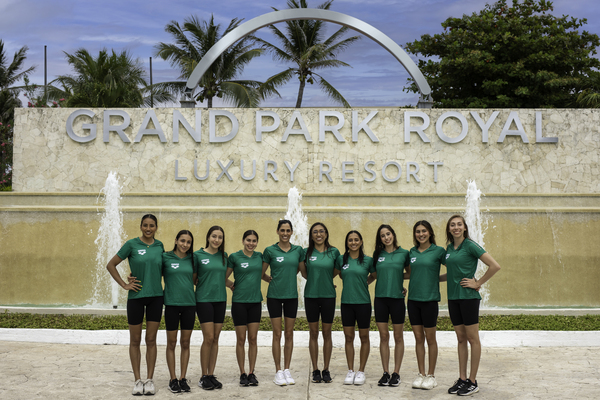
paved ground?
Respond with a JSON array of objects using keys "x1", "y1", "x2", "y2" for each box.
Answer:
[{"x1": 1, "y1": 340, "x2": 599, "y2": 399}]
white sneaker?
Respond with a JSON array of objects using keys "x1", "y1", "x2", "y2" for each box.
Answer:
[
  {"x1": 273, "y1": 370, "x2": 287, "y2": 386},
  {"x1": 283, "y1": 369, "x2": 295, "y2": 385},
  {"x1": 344, "y1": 370, "x2": 355, "y2": 385},
  {"x1": 354, "y1": 371, "x2": 366, "y2": 385},
  {"x1": 412, "y1": 373, "x2": 424, "y2": 389},
  {"x1": 421, "y1": 374, "x2": 438, "y2": 390},
  {"x1": 143, "y1": 379, "x2": 155, "y2": 395},
  {"x1": 132, "y1": 379, "x2": 144, "y2": 395}
]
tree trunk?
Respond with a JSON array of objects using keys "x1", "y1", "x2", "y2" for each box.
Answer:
[
  {"x1": 207, "y1": 96, "x2": 213, "y2": 108},
  {"x1": 295, "y1": 79, "x2": 306, "y2": 108}
]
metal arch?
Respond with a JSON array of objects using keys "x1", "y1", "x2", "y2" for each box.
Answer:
[{"x1": 185, "y1": 9, "x2": 432, "y2": 103}]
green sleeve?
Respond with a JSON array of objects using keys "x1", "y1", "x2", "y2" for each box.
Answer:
[
  {"x1": 334, "y1": 254, "x2": 343, "y2": 270},
  {"x1": 116, "y1": 241, "x2": 132, "y2": 260},
  {"x1": 262, "y1": 247, "x2": 272, "y2": 264},
  {"x1": 368, "y1": 258, "x2": 375, "y2": 273}
]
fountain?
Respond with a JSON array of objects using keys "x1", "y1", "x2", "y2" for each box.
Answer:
[
  {"x1": 284, "y1": 187, "x2": 309, "y2": 308},
  {"x1": 464, "y1": 180, "x2": 489, "y2": 306},
  {"x1": 93, "y1": 172, "x2": 127, "y2": 308}
]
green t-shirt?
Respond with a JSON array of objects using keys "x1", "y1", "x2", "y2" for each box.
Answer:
[
  {"x1": 373, "y1": 247, "x2": 410, "y2": 299},
  {"x1": 227, "y1": 250, "x2": 264, "y2": 303},
  {"x1": 116, "y1": 237, "x2": 164, "y2": 300},
  {"x1": 335, "y1": 254, "x2": 375, "y2": 304},
  {"x1": 407, "y1": 244, "x2": 446, "y2": 302},
  {"x1": 445, "y1": 239, "x2": 486, "y2": 300},
  {"x1": 303, "y1": 247, "x2": 341, "y2": 299},
  {"x1": 162, "y1": 251, "x2": 196, "y2": 306},
  {"x1": 194, "y1": 249, "x2": 228, "y2": 303},
  {"x1": 263, "y1": 243, "x2": 303, "y2": 299}
]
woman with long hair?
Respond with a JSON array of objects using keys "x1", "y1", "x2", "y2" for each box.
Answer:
[
  {"x1": 299, "y1": 222, "x2": 340, "y2": 384},
  {"x1": 194, "y1": 226, "x2": 228, "y2": 390},
  {"x1": 226, "y1": 230, "x2": 263, "y2": 387},
  {"x1": 262, "y1": 219, "x2": 304, "y2": 386},
  {"x1": 445, "y1": 215, "x2": 501, "y2": 396},
  {"x1": 334, "y1": 230, "x2": 375, "y2": 386},
  {"x1": 407, "y1": 220, "x2": 446, "y2": 390},
  {"x1": 162, "y1": 230, "x2": 196, "y2": 393},
  {"x1": 371, "y1": 224, "x2": 410, "y2": 387},
  {"x1": 106, "y1": 214, "x2": 164, "y2": 396}
]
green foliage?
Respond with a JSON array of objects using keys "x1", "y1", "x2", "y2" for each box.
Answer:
[
  {"x1": 256, "y1": 0, "x2": 361, "y2": 108},
  {"x1": 0, "y1": 118, "x2": 12, "y2": 190},
  {"x1": 154, "y1": 15, "x2": 265, "y2": 108},
  {"x1": 404, "y1": 0, "x2": 600, "y2": 108},
  {"x1": 2, "y1": 311, "x2": 600, "y2": 331}
]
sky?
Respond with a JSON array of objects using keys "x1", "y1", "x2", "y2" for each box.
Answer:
[{"x1": 1, "y1": 0, "x2": 599, "y2": 107}]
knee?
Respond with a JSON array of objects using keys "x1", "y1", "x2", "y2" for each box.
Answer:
[
  {"x1": 167, "y1": 340, "x2": 177, "y2": 351},
  {"x1": 272, "y1": 330, "x2": 282, "y2": 341},
  {"x1": 203, "y1": 334, "x2": 215, "y2": 347},
  {"x1": 414, "y1": 335, "x2": 425, "y2": 346},
  {"x1": 180, "y1": 339, "x2": 191, "y2": 350},
  {"x1": 309, "y1": 329, "x2": 319, "y2": 341},
  {"x1": 145, "y1": 335, "x2": 157, "y2": 347},
  {"x1": 456, "y1": 334, "x2": 467, "y2": 344},
  {"x1": 359, "y1": 333, "x2": 370, "y2": 345},
  {"x1": 344, "y1": 334, "x2": 355, "y2": 344},
  {"x1": 284, "y1": 330, "x2": 294, "y2": 342},
  {"x1": 379, "y1": 331, "x2": 390, "y2": 342},
  {"x1": 248, "y1": 335, "x2": 258, "y2": 346}
]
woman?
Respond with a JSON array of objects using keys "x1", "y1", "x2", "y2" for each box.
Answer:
[
  {"x1": 162, "y1": 230, "x2": 197, "y2": 393},
  {"x1": 226, "y1": 230, "x2": 263, "y2": 387},
  {"x1": 371, "y1": 225, "x2": 410, "y2": 387},
  {"x1": 299, "y1": 222, "x2": 340, "y2": 384},
  {"x1": 194, "y1": 226, "x2": 228, "y2": 390},
  {"x1": 407, "y1": 220, "x2": 446, "y2": 390},
  {"x1": 445, "y1": 215, "x2": 501, "y2": 396},
  {"x1": 262, "y1": 219, "x2": 304, "y2": 386},
  {"x1": 334, "y1": 230, "x2": 375, "y2": 386},
  {"x1": 106, "y1": 214, "x2": 164, "y2": 396}
]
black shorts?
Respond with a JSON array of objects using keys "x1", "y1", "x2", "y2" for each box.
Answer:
[
  {"x1": 165, "y1": 305, "x2": 196, "y2": 331},
  {"x1": 374, "y1": 297, "x2": 406, "y2": 324},
  {"x1": 448, "y1": 299, "x2": 480, "y2": 326},
  {"x1": 231, "y1": 302, "x2": 262, "y2": 326},
  {"x1": 196, "y1": 301, "x2": 227, "y2": 324},
  {"x1": 126, "y1": 296, "x2": 163, "y2": 325},
  {"x1": 266, "y1": 297, "x2": 298, "y2": 319},
  {"x1": 407, "y1": 300, "x2": 439, "y2": 328},
  {"x1": 341, "y1": 303, "x2": 372, "y2": 329},
  {"x1": 304, "y1": 297, "x2": 336, "y2": 324}
]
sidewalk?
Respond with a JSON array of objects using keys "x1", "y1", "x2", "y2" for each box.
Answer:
[{"x1": 1, "y1": 331, "x2": 599, "y2": 399}]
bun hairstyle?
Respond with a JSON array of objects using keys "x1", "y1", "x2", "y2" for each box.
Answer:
[
  {"x1": 140, "y1": 214, "x2": 158, "y2": 238},
  {"x1": 413, "y1": 220, "x2": 436, "y2": 247}
]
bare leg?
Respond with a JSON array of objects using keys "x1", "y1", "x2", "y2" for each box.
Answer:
[
  {"x1": 235, "y1": 325, "x2": 247, "y2": 374},
  {"x1": 247, "y1": 323, "x2": 259, "y2": 373},
  {"x1": 465, "y1": 324, "x2": 481, "y2": 382},
  {"x1": 308, "y1": 321, "x2": 319, "y2": 370},
  {"x1": 208, "y1": 323, "x2": 223, "y2": 375},
  {"x1": 392, "y1": 323, "x2": 404, "y2": 374},
  {"x1": 376, "y1": 322, "x2": 390, "y2": 373},
  {"x1": 200, "y1": 322, "x2": 215, "y2": 376},
  {"x1": 358, "y1": 328, "x2": 370, "y2": 372},
  {"x1": 166, "y1": 330, "x2": 178, "y2": 380},
  {"x1": 129, "y1": 324, "x2": 143, "y2": 381},
  {"x1": 270, "y1": 317, "x2": 282, "y2": 371},
  {"x1": 424, "y1": 326, "x2": 438, "y2": 375},
  {"x1": 343, "y1": 326, "x2": 355, "y2": 370},
  {"x1": 180, "y1": 329, "x2": 193, "y2": 379},
  {"x1": 283, "y1": 317, "x2": 295, "y2": 370},
  {"x1": 453, "y1": 324, "x2": 468, "y2": 380},
  {"x1": 322, "y1": 323, "x2": 333, "y2": 371},
  {"x1": 145, "y1": 321, "x2": 159, "y2": 379},
  {"x1": 413, "y1": 325, "x2": 426, "y2": 375}
]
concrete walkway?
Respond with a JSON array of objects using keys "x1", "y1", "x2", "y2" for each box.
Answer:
[{"x1": 1, "y1": 331, "x2": 599, "y2": 399}]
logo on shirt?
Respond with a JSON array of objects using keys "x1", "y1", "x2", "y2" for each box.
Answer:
[
  {"x1": 201, "y1": 259, "x2": 210, "y2": 264},
  {"x1": 171, "y1": 263, "x2": 179, "y2": 269},
  {"x1": 342, "y1": 264, "x2": 349, "y2": 270},
  {"x1": 241, "y1": 263, "x2": 249, "y2": 268},
  {"x1": 378, "y1": 257, "x2": 385, "y2": 262},
  {"x1": 309, "y1": 256, "x2": 317, "y2": 261},
  {"x1": 137, "y1": 249, "x2": 146, "y2": 255},
  {"x1": 276, "y1": 257, "x2": 284, "y2": 262},
  {"x1": 411, "y1": 257, "x2": 417, "y2": 263},
  {"x1": 446, "y1": 254, "x2": 450, "y2": 259}
]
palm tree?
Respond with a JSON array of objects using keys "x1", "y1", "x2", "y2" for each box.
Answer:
[
  {"x1": 155, "y1": 15, "x2": 270, "y2": 108},
  {"x1": 256, "y1": 0, "x2": 361, "y2": 108},
  {"x1": 0, "y1": 40, "x2": 35, "y2": 121},
  {"x1": 49, "y1": 48, "x2": 173, "y2": 108}
]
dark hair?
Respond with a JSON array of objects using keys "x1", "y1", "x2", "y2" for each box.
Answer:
[
  {"x1": 343, "y1": 230, "x2": 364, "y2": 266},
  {"x1": 277, "y1": 219, "x2": 293, "y2": 231},
  {"x1": 140, "y1": 214, "x2": 158, "y2": 238},
  {"x1": 413, "y1": 220, "x2": 436, "y2": 247},
  {"x1": 242, "y1": 230, "x2": 259, "y2": 241},
  {"x1": 446, "y1": 214, "x2": 469, "y2": 244},
  {"x1": 172, "y1": 230, "x2": 194, "y2": 271},
  {"x1": 206, "y1": 225, "x2": 226, "y2": 265},
  {"x1": 373, "y1": 224, "x2": 397, "y2": 270},
  {"x1": 306, "y1": 222, "x2": 331, "y2": 263}
]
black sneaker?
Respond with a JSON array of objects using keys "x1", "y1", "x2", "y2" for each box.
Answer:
[
  {"x1": 457, "y1": 379, "x2": 479, "y2": 396},
  {"x1": 322, "y1": 370, "x2": 332, "y2": 383},
  {"x1": 199, "y1": 375, "x2": 215, "y2": 390},
  {"x1": 378, "y1": 372, "x2": 391, "y2": 386},
  {"x1": 209, "y1": 375, "x2": 223, "y2": 389},
  {"x1": 389, "y1": 372, "x2": 401, "y2": 387},
  {"x1": 247, "y1": 373, "x2": 259, "y2": 386},
  {"x1": 312, "y1": 369, "x2": 322, "y2": 383},
  {"x1": 168, "y1": 378, "x2": 181, "y2": 393},
  {"x1": 448, "y1": 378, "x2": 468, "y2": 394},
  {"x1": 179, "y1": 378, "x2": 191, "y2": 392},
  {"x1": 240, "y1": 373, "x2": 249, "y2": 386}
]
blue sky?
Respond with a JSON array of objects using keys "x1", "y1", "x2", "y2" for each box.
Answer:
[{"x1": 1, "y1": 0, "x2": 599, "y2": 107}]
